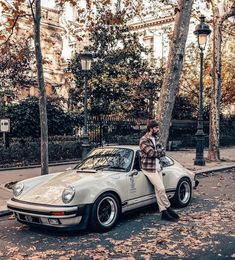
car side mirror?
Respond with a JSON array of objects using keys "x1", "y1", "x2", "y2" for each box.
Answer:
[{"x1": 129, "y1": 170, "x2": 138, "y2": 177}]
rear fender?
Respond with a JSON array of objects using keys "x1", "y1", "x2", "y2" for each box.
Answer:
[{"x1": 163, "y1": 169, "x2": 192, "y2": 190}]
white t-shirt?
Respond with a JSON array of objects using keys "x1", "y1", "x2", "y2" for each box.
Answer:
[{"x1": 150, "y1": 137, "x2": 161, "y2": 172}]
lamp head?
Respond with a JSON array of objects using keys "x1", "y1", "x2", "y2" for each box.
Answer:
[
  {"x1": 80, "y1": 47, "x2": 93, "y2": 71},
  {"x1": 194, "y1": 16, "x2": 211, "y2": 50}
]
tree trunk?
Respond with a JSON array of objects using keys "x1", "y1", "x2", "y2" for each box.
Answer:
[
  {"x1": 208, "y1": 2, "x2": 235, "y2": 161},
  {"x1": 34, "y1": 0, "x2": 49, "y2": 175},
  {"x1": 156, "y1": 0, "x2": 193, "y2": 148},
  {"x1": 208, "y1": 9, "x2": 221, "y2": 161}
]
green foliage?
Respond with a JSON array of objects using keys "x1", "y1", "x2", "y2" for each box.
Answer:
[
  {"x1": 107, "y1": 133, "x2": 142, "y2": 145},
  {"x1": 0, "y1": 138, "x2": 82, "y2": 167},
  {"x1": 172, "y1": 96, "x2": 197, "y2": 120},
  {"x1": 6, "y1": 97, "x2": 40, "y2": 137},
  {"x1": 5, "y1": 97, "x2": 81, "y2": 138},
  {"x1": 68, "y1": 6, "x2": 163, "y2": 118},
  {"x1": 48, "y1": 140, "x2": 82, "y2": 161},
  {"x1": 220, "y1": 115, "x2": 235, "y2": 146}
]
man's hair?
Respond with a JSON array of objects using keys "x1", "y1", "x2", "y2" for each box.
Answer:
[{"x1": 147, "y1": 120, "x2": 159, "y2": 132}]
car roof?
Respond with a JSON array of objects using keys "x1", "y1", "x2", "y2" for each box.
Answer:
[{"x1": 96, "y1": 145, "x2": 140, "y2": 151}]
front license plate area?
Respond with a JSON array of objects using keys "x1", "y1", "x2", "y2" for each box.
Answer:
[{"x1": 19, "y1": 213, "x2": 41, "y2": 224}]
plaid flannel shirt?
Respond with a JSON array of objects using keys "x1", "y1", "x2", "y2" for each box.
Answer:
[{"x1": 139, "y1": 133, "x2": 164, "y2": 172}]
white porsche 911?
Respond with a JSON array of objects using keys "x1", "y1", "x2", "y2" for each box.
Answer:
[{"x1": 7, "y1": 145, "x2": 199, "y2": 232}]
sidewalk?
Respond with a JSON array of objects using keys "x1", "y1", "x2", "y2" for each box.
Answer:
[{"x1": 1, "y1": 146, "x2": 234, "y2": 217}]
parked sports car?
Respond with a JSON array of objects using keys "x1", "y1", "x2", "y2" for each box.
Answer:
[{"x1": 7, "y1": 145, "x2": 199, "y2": 232}]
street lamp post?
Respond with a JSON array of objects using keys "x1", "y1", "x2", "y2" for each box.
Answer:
[
  {"x1": 98, "y1": 99, "x2": 104, "y2": 146},
  {"x1": 194, "y1": 16, "x2": 211, "y2": 166},
  {"x1": 80, "y1": 48, "x2": 92, "y2": 158}
]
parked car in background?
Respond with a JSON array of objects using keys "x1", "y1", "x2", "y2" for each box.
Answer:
[{"x1": 7, "y1": 145, "x2": 198, "y2": 232}]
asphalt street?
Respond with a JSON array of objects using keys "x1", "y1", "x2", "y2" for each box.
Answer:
[{"x1": 0, "y1": 169, "x2": 234, "y2": 259}]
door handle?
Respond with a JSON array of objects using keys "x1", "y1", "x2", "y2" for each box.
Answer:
[{"x1": 129, "y1": 170, "x2": 138, "y2": 177}]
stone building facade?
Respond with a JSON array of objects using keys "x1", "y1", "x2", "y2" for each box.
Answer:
[
  {"x1": 129, "y1": 14, "x2": 174, "y2": 67},
  {"x1": 0, "y1": 2, "x2": 70, "y2": 105}
]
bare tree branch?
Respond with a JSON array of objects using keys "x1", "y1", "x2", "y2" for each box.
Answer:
[
  {"x1": 28, "y1": 0, "x2": 36, "y2": 22},
  {"x1": 219, "y1": 5, "x2": 235, "y2": 26}
]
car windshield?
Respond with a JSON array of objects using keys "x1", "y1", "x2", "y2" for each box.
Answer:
[{"x1": 75, "y1": 147, "x2": 134, "y2": 172}]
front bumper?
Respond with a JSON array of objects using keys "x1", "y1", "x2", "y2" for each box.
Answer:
[{"x1": 7, "y1": 198, "x2": 92, "y2": 231}]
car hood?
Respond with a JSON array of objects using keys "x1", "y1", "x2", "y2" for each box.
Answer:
[{"x1": 18, "y1": 169, "x2": 115, "y2": 204}]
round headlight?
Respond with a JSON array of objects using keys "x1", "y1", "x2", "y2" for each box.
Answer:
[
  {"x1": 62, "y1": 186, "x2": 75, "y2": 204},
  {"x1": 13, "y1": 182, "x2": 24, "y2": 196}
]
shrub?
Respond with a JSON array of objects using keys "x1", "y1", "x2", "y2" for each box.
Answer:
[
  {"x1": 49, "y1": 141, "x2": 82, "y2": 162},
  {"x1": 5, "y1": 97, "x2": 81, "y2": 138},
  {"x1": 0, "y1": 138, "x2": 82, "y2": 167}
]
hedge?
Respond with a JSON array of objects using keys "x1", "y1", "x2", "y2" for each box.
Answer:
[{"x1": 0, "y1": 138, "x2": 82, "y2": 168}]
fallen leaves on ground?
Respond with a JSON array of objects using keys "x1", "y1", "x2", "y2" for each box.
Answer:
[
  {"x1": 73, "y1": 198, "x2": 234, "y2": 259},
  {"x1": 2, "y1": 173, "x2": 235, "y2": 259}
]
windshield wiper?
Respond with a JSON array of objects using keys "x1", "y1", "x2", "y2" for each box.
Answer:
[
  {"x1": 93, "y1": 165, "x2": 127, "y2": 171},
  {"x1": 76, "y1": 168, "x2": 96, "y2": 173},
  {"x1": 107, "y1": 166, "x2": 126, "y2": 170},
  {"x1": 93, "y1": 165, "x2": 111, "y2": 170}
]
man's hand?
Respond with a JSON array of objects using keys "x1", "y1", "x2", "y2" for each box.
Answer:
[{"x1": 156, "y1": 146, "x2": 165, "y2": 158}]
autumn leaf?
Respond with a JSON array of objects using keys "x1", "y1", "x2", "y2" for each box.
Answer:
[{"x1": 0, "y1": 1, "x2": 10, "y2": 12}]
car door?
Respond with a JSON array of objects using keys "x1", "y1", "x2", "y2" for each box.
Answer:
[{"x1": 125, "y1": 151, "x2": 155, "y2": 211}]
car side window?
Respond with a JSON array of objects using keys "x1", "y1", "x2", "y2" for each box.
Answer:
[
  {"x1": 159, "y1": 156, "x2": 174, "y2": 168},
  {"x1": 133, "y1": 151, "x2": 141, "y2": 171}
]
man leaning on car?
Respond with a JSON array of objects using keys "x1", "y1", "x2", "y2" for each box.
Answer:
[{"x1": 139, "y1": 120, "x2": 180, "y2": 222}]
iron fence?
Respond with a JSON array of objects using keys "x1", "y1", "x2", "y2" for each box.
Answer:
[
  {"x1": 87, "y1": 116, "x2": 147, "y2": 145},
  {"x1": 84, "y1": 117, "x2": 235, "y2": 148}
]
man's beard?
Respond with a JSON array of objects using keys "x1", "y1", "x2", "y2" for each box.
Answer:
[{"x1": 152, "y1": 131, "x2": 159, "y2": 137}]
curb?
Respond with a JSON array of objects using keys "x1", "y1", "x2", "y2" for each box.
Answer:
[
  {"x1": 195, "y1": 165, "x2": 235, "y2": 176},
  {"x1": 0, "y1": 161, "x2": 80, "y2": 172},
  {"x1": 0, "y1": 208, "x2": 12, "y2": 217}
]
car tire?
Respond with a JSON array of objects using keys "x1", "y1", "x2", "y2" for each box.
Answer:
[
  {"x1": 171, "y1": 177, "x2": 192, "y2": 208},
  {"x1": 90, "y1": 192, "x2": 120, "y2": 232}
]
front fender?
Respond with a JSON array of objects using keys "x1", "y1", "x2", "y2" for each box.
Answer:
[{"x1": 72, "y1": 177, "x2": 125, "y2": 205}]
